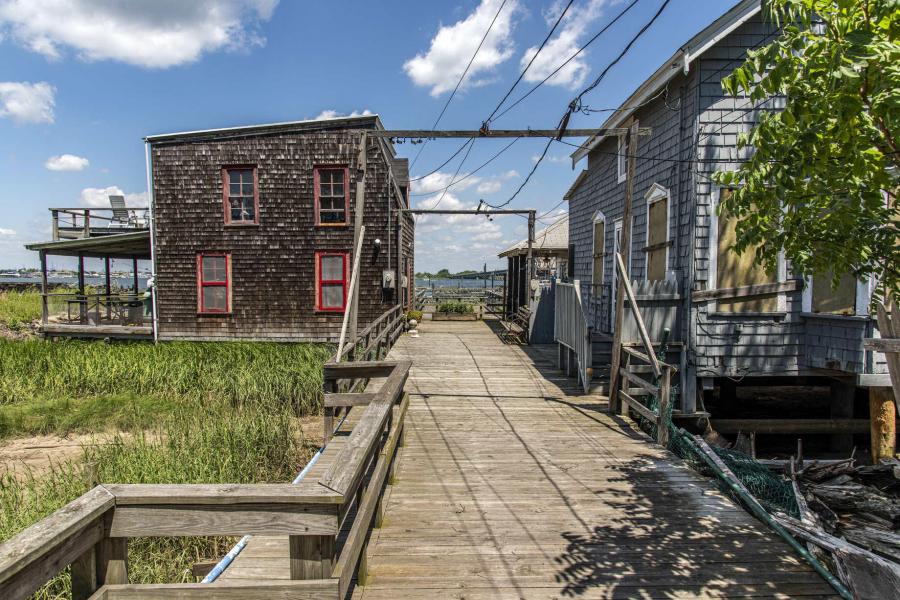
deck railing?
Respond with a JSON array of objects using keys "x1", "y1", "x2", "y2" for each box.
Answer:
[
  {"x1": 609, "y1": 252, "x2": 676, "y2": 445},
  {"x1": 554, "y1": 280, "x2": 592, "y2": 393},
  {"x1": 0, "y1": 356, "x2": 411, "y2": 600},
  {"x1": 43, "y1": 292, "x2": 149, "y2": 327},
  {"x1": 50, "y1": 208, "x2": 149, "y2": 241}
]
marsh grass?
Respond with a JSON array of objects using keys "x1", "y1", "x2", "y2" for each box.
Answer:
[
  {"x1": 0, "y1": 339, "x2": 332, "y2": 415},
  {"x1": 0, "y1": 290, "x2": 42, "y2": 331},
  {"x1": 0, "y1": 402, "x2": 317, "y2": 599}
]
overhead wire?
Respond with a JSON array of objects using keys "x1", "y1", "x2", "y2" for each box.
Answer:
[
  {"x1": 410, "y1": 137, "x2": 520, "y2": 197},
  {"x1": 409, "y1": 0, "x2": 511, "y2": 169}
]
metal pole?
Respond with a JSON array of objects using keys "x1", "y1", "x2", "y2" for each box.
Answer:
[{"x1": 526, "y1": 210, "x2": 535, "y2": 300}]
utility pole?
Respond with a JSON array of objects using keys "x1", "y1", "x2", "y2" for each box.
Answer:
[
  {"x1": 526, "y1": 210, "x2": 536, "y2": 300},
  {"x1": 349, "y1": 131, "x2": 367, "y2": 343},
  {"x1": 610, "y1": 121, "x2": 641, "y2": 414}
]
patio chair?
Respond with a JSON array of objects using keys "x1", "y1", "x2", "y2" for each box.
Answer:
[{"x1": 107, "y1": 195, "x2": 133, "y2": 228}]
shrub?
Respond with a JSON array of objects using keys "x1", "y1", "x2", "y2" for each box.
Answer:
[
  {"x1": 405, "y1": 310, "x2": 423, "y2": 323},
  {"x1": 436, "y1": 301, "x2": 473, "y2": 314}
]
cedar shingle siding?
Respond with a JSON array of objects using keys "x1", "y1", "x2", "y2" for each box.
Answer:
[
  {"x1": 567, "y1": 12, "x2": 886, "y2": 387},
  {"x1": 150, "y1": 121, "x2": 412, "y2": 342}
]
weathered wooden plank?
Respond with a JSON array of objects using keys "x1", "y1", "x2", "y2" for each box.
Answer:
[
  {"x1": 691, "y1": 280, "x2": 801, "y2": 302},
  {"x1": 710, "y1": 419, "x2": 873, "y2": 434},
  {"x1": 324, "y1": 393, "x2": 375, "y2": 408},
  {"x1": 323, "y1": 361, "x2": 400, "y2": 381},
  {"x1": 0, "y1": 486, "x2": 114, "y2": 600},
  {"x1": 619, "y1": 391, "x2": 659, "y2": 423},
  {"x1": 99, "y1": 579, "x2": 340, "y2": 599},
  {"x1": 109, "y1": 504, "x2": 339, "y2": 537},
  {"x1": 105, "y1": 483, "x2": 342, "y2": 505},
  {"x1": 619, "y1": 368, "x2": 660, "y2": 396}
]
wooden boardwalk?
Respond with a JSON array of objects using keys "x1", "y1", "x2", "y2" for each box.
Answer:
[{"x1": 225, "y1": 320, "x2": 836, "y2": 598}]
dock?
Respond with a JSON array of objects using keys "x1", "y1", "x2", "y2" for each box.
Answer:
[{"x1": 220, "y1": 319, "x2": 836, "y2": 598}]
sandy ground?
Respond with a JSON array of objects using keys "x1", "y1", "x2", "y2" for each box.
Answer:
[
  {"x1": 0, "y1": 432, "x2": 116, "y2": 480},
  {"x1": 0, "y1": 415, "x2": 325, "y2": 481}
]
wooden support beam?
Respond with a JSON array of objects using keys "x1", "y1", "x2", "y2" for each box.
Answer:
[
  {"x1": 39, "y1": 251, "x2": 48, "y2": 325},
  {"x1": 691, "y1": 280, "x2": 801, "y2": 302},
  {"x1": 710, "y1": 418, "x2": 874, "y2": 435},
  {"x1": 869, "y1": 386, "x2": 896, "y2": 462},
  {"x1": 289, "y1": 535, "x2": 335, "y2": 580},
  {"x1": 367, "y1": 127, "x2": 649, "y2": 139},
  {"x1": 324, "y1": 393, "x2": 375, "y2": 408}
]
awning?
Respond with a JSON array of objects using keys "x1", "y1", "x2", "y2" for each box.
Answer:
[{"x1": 25, "y1": 231, "x2": 151, "y2": 259}]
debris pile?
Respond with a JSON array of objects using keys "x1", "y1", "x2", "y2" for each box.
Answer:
[{"x1": 797, "y1": 456, "x2": 900, "y2": 564}]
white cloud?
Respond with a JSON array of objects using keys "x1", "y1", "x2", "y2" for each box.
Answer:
[
  {"x1": 520, "y1": 0, "x2": 609, "y2": 89},
  {"x1": 0, "y1": 227, "x2": 16, "y2": 236},
  {"x1": 476, "y1": 180, "x2": 501, "y2": 195},
  {"x1": 79, "y1": 186, "x2": 147, "y2": 208},
  {"x1": 500, "y1": 169, "x2": 519, "y2": 179},
  {"x1": 0, "y1": 0, "x2": 278, "y2": 68},
  {"x1": 0, "y1": 81, "x2": 54, "y2": 123},
  {"x1": 410, "y1": 170, "x2": 482, "y2": 195},
  {"x1": 45, "y1": 153, "x2": 89, "y2": 171},
  {"x1": 404, "y1": 0, "x2": 519, "y2": 97},
  {"x1": 314, "y1": 109, "x2": 373, "y2": 120}
]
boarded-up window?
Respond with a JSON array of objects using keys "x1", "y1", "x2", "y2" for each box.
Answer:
[
  {"x1": 812, "y1": 270, "x2": 856, "y2": 315},
  {"x1": 645, "y1": 192, "x2": 668, "y2": 281},
  {"x1": 592, "y1": 217, "x2": 605, "y2": 287},
  {"x1": 716, "y1": 189, "x2": 778, "y2": 312}
]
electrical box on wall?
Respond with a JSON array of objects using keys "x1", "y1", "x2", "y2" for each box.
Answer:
[{"x1": 382, "y1": 270, "x2": 396, "y2": 289}]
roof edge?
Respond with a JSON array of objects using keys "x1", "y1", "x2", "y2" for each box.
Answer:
[{"x1": 145, "y1": 114, "x2": 383, "y2": 144}]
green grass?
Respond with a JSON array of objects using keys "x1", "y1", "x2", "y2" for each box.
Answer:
[
  {"x1": 0, "y1": 402, "x2": 317, "y2": 598},
  {"x1": 0, "y1": 393, "x2": 179, "y2": 440},
  {"x1": 0, "y1": 339, "x2": 332, "y2": 415},
  {"x1": 0, "y1": 290, "x2": 42, "y2": 331}
]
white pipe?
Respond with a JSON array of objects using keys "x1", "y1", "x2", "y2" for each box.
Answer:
[{"x1": 144, "y1": 142, "x2": 159, "y2": 343}]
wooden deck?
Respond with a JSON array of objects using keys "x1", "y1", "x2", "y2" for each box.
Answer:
[{"x1": 224, "y1": 320, "x2": 836, "y2": 598}]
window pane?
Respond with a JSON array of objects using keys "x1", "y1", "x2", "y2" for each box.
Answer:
[
  {"x1": 321, "y1": 284, "x2": 343, "y2": 308},
  {"x1": 203, "y1": 286, "x2": 227, "y2": 311},
  {"x1": 242, "y1": 182, "x2": 254, "y2": 196},
  {"x1": 229, "y1": 171, "x2": 241, "y2": 184},
  {"x1": 320, "y1": 210, "x2": 344, "y2": 224},
  {"x1": 321, "y1": 255, "x2": 344, "y2": 280},
  {"x1": 202, "y1": 256, "x2": 226, "y2": 282},
  {"x1": 331, "y1": 182, "x2": 343, "y2": 197}
]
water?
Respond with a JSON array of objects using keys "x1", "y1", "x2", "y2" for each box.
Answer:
[
  {"x1": 0, "y1": 276, "x2": 150, "y2": 289},
  {"x1": 414, "y1": 278, "x2": 502, "y2": 289}
]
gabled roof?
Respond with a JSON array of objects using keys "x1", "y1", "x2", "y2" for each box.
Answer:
[
  {"x1": 571, "y1": 0, "x2": 761, "y2": 164},
  {"x1": 563, "y1": 169, "x2": 589, "y2": 202},
  {"x1": 145, "y1": 114, "x2": 384, "y2": 144},
  {"x1": 499, "y1": 214, "x2": 569, "y2": 258}
]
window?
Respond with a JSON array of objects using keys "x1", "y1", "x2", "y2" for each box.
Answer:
[
  {"x1": 811, "y1": 270, "x2": 857, "y2": 315},
  {"x1": 591, "y1": 211, "x2": 606, "y2": 288},
  {"x1": 197, "y1": 254, "x2": 231, "y2": 313},
  {"x1": 222, "y1": 167, "x2": 258, "y2": 224},
  {"x1": 714, "y1": 189, "x2": 779, "y2": 312},
  {"x1": 316, "y1": 251, "x2": 348, "y2": 311},
  {"x1": 617, "y1": 134, "x2": 629, "y2": 183},
  {"x1": 315, "y1": 166, "x2": 349, "y2": 225},
  {"x1": 644, "y1": 184, "x2": 670, "y2": 282}
]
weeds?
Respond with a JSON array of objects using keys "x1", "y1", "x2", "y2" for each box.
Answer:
[
  {"x1": 436, "y1": 300, "x2": 474, "y2": 314},
  {"x1": 0, "y1": 290, "x2": 42, "y2": 331}
]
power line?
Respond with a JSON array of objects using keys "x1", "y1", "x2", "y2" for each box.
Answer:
[
  {"x1": 410, "y1": 137, "x2": 520, "y2": 197},
  {"x1": 485, "y1": 0, "x2": 576, "y2": 124},
  {"x1": 491, "y1": 0, "x2": 643, "y2": 123},
  {"x1": 409, "y1": 0, "x2": 511, "y2": 169},
  {"x1": 492, "y1": 0, "x2": 672, "y2": 210},
  {"x1": 430, "y1": 138, "x2": 476, "y2": 210},
  {"x1": 408, "y1": 139, "x2": 471, "y2": 182}
]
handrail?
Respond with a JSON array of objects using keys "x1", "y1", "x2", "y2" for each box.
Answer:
[
  {"x1": 554, "y1": 280, "x2": 592, "y2": 393},
  {"x1": 0, "y1": 359, "x2": 411, "y2": 600},
  {"x1": 615, "y1": 252, "x2": 661, "y2": 378}
]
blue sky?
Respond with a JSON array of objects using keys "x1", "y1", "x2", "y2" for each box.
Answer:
[{"x1": 0, "y1": 0, "x2": 739, "y2": 272}]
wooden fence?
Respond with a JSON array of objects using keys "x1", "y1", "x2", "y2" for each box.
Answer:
[{"x1": 0, "y1": 316, "x2": 411, "y2": 600}]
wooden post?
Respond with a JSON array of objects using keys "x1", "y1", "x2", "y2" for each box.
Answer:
[
  {"x1": 349, "y1": 131, "x2": 368, "y2": 343},
  {"x1": 104, "y1": 257, "x2": 112, "y2": 321},
  {"x1": 83, "y1": 209, "x2": 90, "y2": 238},
  {"x1": 39, "y1": 250, "x2": 48, "y2": 325},
  {"x1": 77, "y1": 253, "x2": 86, "y2": 323},
  {"x1": 132, "y1": 257, "x2": 139, "y2": 293},
  {"x1": 657, "y1": 367, "x2": 671, "y2": 446},
  {"x1": 323, "y1": 377, "x2": 336, "y2": 444},
  {"x1": 874, "y1": 296, "x2": 899, "y2": 409},
  {"x1": 289, "y1": 535, "x2": 335, "y2": 580},
  {"x1": 71, "y1": 547, "x2": 97, "y2": 600},
  {"x1": 869, "y1": 387, "x2": 896, "y2": 462},
  {"x1": 52, "y1": 210, "x2": 59, "y2": 240},
  {"x1": 619, "y1": 347, "x2": 632, "y2": 417},
  {"x1": 526, "y1": 210, "x2": 535, "y2": 297},
  {"x1": 609, "y1": 121, "x2": 640, "y2": 413},
  {"x1": 96, "y1": 516, "x2": 128, "y2": 586}
]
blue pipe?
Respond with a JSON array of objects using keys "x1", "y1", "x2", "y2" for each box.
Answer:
[{"x1": 202, "y1": 412, "x2": 349, "y2": 583}]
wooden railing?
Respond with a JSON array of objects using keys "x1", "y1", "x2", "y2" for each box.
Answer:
[
  {"x1": 324, "y1": 304, "x2": 406, "y2": 440},
  {"x1": 50, "y1": 208, "x2": 149, "y2": 241},
  {"x1": 0, "y1": 358, "x2": 411, "y2": 600},
  {"x1": 483, "y1": 288, "x2": 506, "y2": 319},
  {"x1": 610, "y1": 252, "x2": 676, "y2": 445},
  {"x1": 554, "y1": 280, "x2": 592, "y2": 393}
]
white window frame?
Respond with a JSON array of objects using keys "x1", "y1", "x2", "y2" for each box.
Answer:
[
  {"x1": 617, "y1": 135, "x2": 628, "y2": 183},
  {"x1": 643, "y1": 183, "x2": 672, "y2": 282},
  {"x1": 708, "y1": 186, "x2": 786, "y2": 314},
  {"x1": 800, "y1": 272, "x2": 872, "y2": 317},
  {"x1": 591, "y1": 210, "x2": 607, "y2": 288}
]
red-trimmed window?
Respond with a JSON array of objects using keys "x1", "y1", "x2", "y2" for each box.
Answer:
[
  {"x1": 222, "y1": 166, "x2": 258, "y2": 224},
  {"x1": 314, "y1": 166, "x2": 349, "y2": 225},
  {"x1": 315, "y1": 251, "x2": 348, "y2": 312},
  {"x1": 197, "y1": 254, "x2": 231, "y2": 313}
]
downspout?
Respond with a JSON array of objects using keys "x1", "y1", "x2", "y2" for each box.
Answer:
[{"x1": 144, "y1": 142, "x2": 159, "y2": 343}]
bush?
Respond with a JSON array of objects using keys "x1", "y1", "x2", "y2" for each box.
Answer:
[
  {"x1": 436, "y1": 301, "x2": 473, "y2": 314},
  {"x1": 405, "y1": 310, "x2": 423, "y2": 323}
]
